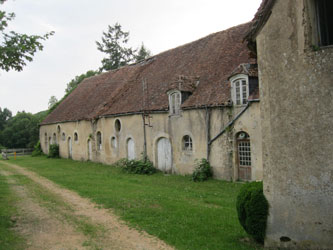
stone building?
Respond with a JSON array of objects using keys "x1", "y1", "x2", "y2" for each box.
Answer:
[
  {"x1": 40, "y1": 23, "x2": 263, "y2": 181},
  {"x1": 246, "y1": 0, "x2": 333, "y2": 248}
]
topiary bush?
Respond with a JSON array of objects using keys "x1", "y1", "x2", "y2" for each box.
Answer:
[
  {"x1": 236, "y1": 181, "x2": 269, "y2": 243},
  {"x1": 31, "y1": 140, "x2": 43, "y2": 157},
  {"x1": 116, "y1": 158, "x2": 157, "y2": 175},
  {"x1": 191, "y1": 158, "x2": 213, "y2": 182},
  {"x1": 48, "y1": 144, "x2": 59, "y2": 158}
]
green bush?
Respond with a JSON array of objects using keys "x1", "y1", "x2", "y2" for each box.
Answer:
[
  {"x1": 48, "y1": 144, "x2": 59, "y2": 158},
  {"x1": 236, "y1": 181, "x2": 269, "y2": 243},
  {"x1": 192, "y1": 158, "x2": 213, "y2": 182},
  {"x1": 31, "y1": 140, "x2": 43, "y2": 157},
  {"x1": 115, "y1": 158, "x2": 157, "y2": 175}
]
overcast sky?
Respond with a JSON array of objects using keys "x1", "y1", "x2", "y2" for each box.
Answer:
[{"x1": 0, "y1": 0, "x2": 261, "y2": 115}]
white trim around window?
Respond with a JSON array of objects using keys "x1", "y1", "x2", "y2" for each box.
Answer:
[
  {"x1": 230, "y1": 74, "x2": 249, "y2": 106},
  {"x1": 167, "y1": 90, "x2": 181, "y2": 115}
]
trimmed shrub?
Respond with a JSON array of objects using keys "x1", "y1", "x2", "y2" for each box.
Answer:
[
  {"x1": 192, "y1": 158, "x2": 213, "y2": 182},
  {"x1": 31, "y1": 140, "x2": 43, "y2": 157},
  {"x1": 48, "y1": 144, "x2": 59, "y2": 158},
  {"x1": 236, "y1": 181, "x2": 269, "y2": 243},
  {"x1": 116, "y1": 158, "x2": 157, "y2": 175}
]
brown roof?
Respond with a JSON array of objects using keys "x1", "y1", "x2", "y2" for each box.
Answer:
[
  {"x1": 244, "y1": 0, "x2": 276, "y2": 42},
  {"x1": 228, "y1": 63, "x2": 258, "y2": 79},
  {"x1": 42, "y1": 22, "x2": 256, "y2": 125}
]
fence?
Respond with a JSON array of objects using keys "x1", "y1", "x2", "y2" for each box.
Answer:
[{"x1": 1, "y1": 148, "x2": 34, "y2": 156}]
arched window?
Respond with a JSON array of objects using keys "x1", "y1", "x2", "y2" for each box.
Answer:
[
  {"x1": 57, "y1": 125, "x2": 61, "y2": 133},
  {"x1": 237, "y1": 131, "x2": 251, "y2": 181},
  {"x1": 62, "y1": 132, "x2": 66, "y2": 141},
  {"x1": 115, "y1": 119, "x2": 121, "y2": 133},
  {"x1": 53, "y1": 133, "x2": 57, "y2": 145},
  {"x1": 231, "y1": 75, "x2": 249, "y2": 106},
  {"x1": 74, "y1": 132, "x2": 78, "y2": 142},
  {"x1": 182, "y1": 135, "x2": 193, "y2": 151},
  {"x1": 168, "y1": 91, "x2": 181, "y2": 115},
  {"x1": 111, "y1": 136, "x2": 117, "y2": 148},
  {"x1": 44, "y1": 133, "x2": 48, "y2": 147},
  {"x1": 97, "y1": 131, "x2": 102, "y2": 151}
]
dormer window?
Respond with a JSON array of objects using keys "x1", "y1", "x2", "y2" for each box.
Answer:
[
  {"x1": 168, "y1": 90, "x2": 181, "y2": 115},
  {"x1": 231, "y1": 74, "x2": 249, "y2": 106}
]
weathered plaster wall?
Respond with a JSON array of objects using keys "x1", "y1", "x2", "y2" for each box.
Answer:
[
  {"x1": 256, "y1": 0, "x2": 333, "y2": 248},
  {"x1": 40, "y1": 105, "x2": 262, "y2": 181}
]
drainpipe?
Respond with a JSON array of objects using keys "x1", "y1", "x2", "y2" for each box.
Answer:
[
  {"x1": 142, "y1": 113, "x2": 147, "y2": 162},
  {"x1": 208, "y1": 101, "x2": 254, "y2": 147}
]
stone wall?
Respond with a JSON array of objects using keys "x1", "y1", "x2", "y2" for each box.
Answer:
[{"x1": 256, "y1": 0, "x2": 333, "y2": 248}]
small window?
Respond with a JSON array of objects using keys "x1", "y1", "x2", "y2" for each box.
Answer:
[
  {"x1": 74, "y1": 132, "x2": 78, "y2": 142},
  {"x1": 182, "y1": 135, "x2": 193, "y2": 151},
  {"x1": 115, "y1": 119, "x2": 121, "y2": 132},
  {"x1": 57, "y1": 125, "x2": 61, "y2": 133},
  {"x1": 169, "y1": 91, "x2": 181, "y2": 115},
  {"x1": 315, "y1": 0, "x2": 333, "y2": 46},
  {"x1": 44, "y1": 133, "x2": 48, "y2": 146},
  {"x1": 53, "y1": 133, "x2": 57, "y2": 144},
  {"x1": 97, "y1": 131, "x2": 102, "y2": 151},
  {"x1": 111, "y1": 136, "x2": 117, "y2": 148},
  {"x1": 62, "y1": 132, "x2": 66, "y2": 141},
  {"x1": 231, "y1": 76, "x2": 249, "y2": 106}
]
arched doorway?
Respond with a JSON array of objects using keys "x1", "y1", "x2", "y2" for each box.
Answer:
[
  {"x1": 127, "y1": 138, "x2": 135, "y2": 160},
  {"x1": 236, "y1": 132, "x2": 251, "y2": 181},
  {"x1": 87, "y1": 139, "x2": 92, "y2": 160},
  {"x1": 68, "y1": 137, "x2": 72, "y2": 159},
  {"x1": 157, "y1": 137, "x2": 172, "y2": 172}
]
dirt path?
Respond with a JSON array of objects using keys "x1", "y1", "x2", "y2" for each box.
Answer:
[{"x1": 0, "y1": 161, "x2": 173, "y2": 250}]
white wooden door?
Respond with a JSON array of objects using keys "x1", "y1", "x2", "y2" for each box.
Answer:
[
  {"x1": 88, "y1": 139, "x2": 92, "y2": 160},
  {"x1": 127, "y1": 138, "x2": 135, "y2": 160},
  {"x1": 68, "y1": 138, "x2": 72, "y2": 159},
  {"x1": 157, "y1": 138, "x2": 172, "y2": 172}
]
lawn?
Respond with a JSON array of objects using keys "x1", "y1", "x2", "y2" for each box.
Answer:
[
  {"x1": 0, "y1": 172, "x2": 26, "y2": 250},
  {"x1": 5, "y1": 156, "x2": 261, "y2": 250}
]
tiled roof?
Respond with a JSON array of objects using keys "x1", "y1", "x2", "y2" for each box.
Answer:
[
  {"x1": 229, "y1": 63, "x2": 258, "y2": 79},
  {"x1": 244, "y1": 0, "x2": 276, "y2": 42},
  {"x1": 42, "y1": 22, "x2": 256, "y2": 125}
]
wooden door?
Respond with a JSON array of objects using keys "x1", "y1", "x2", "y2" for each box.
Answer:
[
  {"x1": 127, "y1": 138, "x2": 135, "y2": 160},
  {"x1": 157, "y1": 138, "x2": 172, "y2": 172}
]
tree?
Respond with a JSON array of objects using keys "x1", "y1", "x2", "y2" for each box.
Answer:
[
  {"x1": 0, "y1": 0, "x2": 54, "y2": 72},
  {"x1": 135, "y1": 43, "x2": 151, "y2": 62},
  {"x1": 0, "y1": 107, "x2": 12, "y2": 131},
  {"x1": 0, "y1": 111, "x2": 39, "y2": 148},
  {"x1": 65, "y1": 70, "x2": 98, "y2": 94},
  {"x1": 48, "y1": 96, "x2": 58, "y2": 109},
  {"x1": 96, "y1": 23, "x2": 135, "y2": 71}
]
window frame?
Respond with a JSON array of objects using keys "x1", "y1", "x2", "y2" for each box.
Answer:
[
  {"x1": 96, "y1": 131, "x2": 102, "y2": 151},
  {"x1": 314, "y1": 0, "x2": 333, "y2": 47},
  {"x1": 167, "y1": 90, "x2": 182, "y2": 115},
  {"x1": 182, "y1": 135, "x2": 193, "y2": 152},
  {"x1": 230, "y1": 74, "x2": 249, "y2": 106}
]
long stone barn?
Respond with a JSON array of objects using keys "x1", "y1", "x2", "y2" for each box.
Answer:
[{"x1": 40, "y1": 22, "x2": 263, "y2": 181}]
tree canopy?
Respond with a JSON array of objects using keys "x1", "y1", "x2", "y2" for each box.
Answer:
[
  {"x1": 135, "y1": 43, "x2": 151, "y2": 62},
  {"x1": 0, "y1": 0, "x2": 54, "y2": 71},
  {"x1": 0, "y1": 110, "x2": 39, "y2": 148}
]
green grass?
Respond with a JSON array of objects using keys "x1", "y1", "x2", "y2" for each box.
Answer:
[
  {"x1": 0, "y1": 168, "x2": 26, "y2": 250},
  {"x1": 6, "y1": 156, "x2": 262, "y2": 250}
]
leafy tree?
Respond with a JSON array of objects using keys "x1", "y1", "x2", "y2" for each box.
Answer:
[
  {"x1": 0, "y1": 107, "x2": 12, "y2": 130},
  {"x1": 65, "y1": 70, "x2": 98, "y2": 94},
  {"x1": 0, "y1": 111, "x2": 39, "y2": 148},
  {"x1": 135, "y1": 43, "x2": 151, "y2": 62},
  {"x1": 0, "y1": 0, "x2": 54, "y2": 72},
  {"x1": 48, "y1": 95, "x2": 58, "y2": 109},
  {"x1": 96, "y1": 23, "x2": 135, "y2": 71}
]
